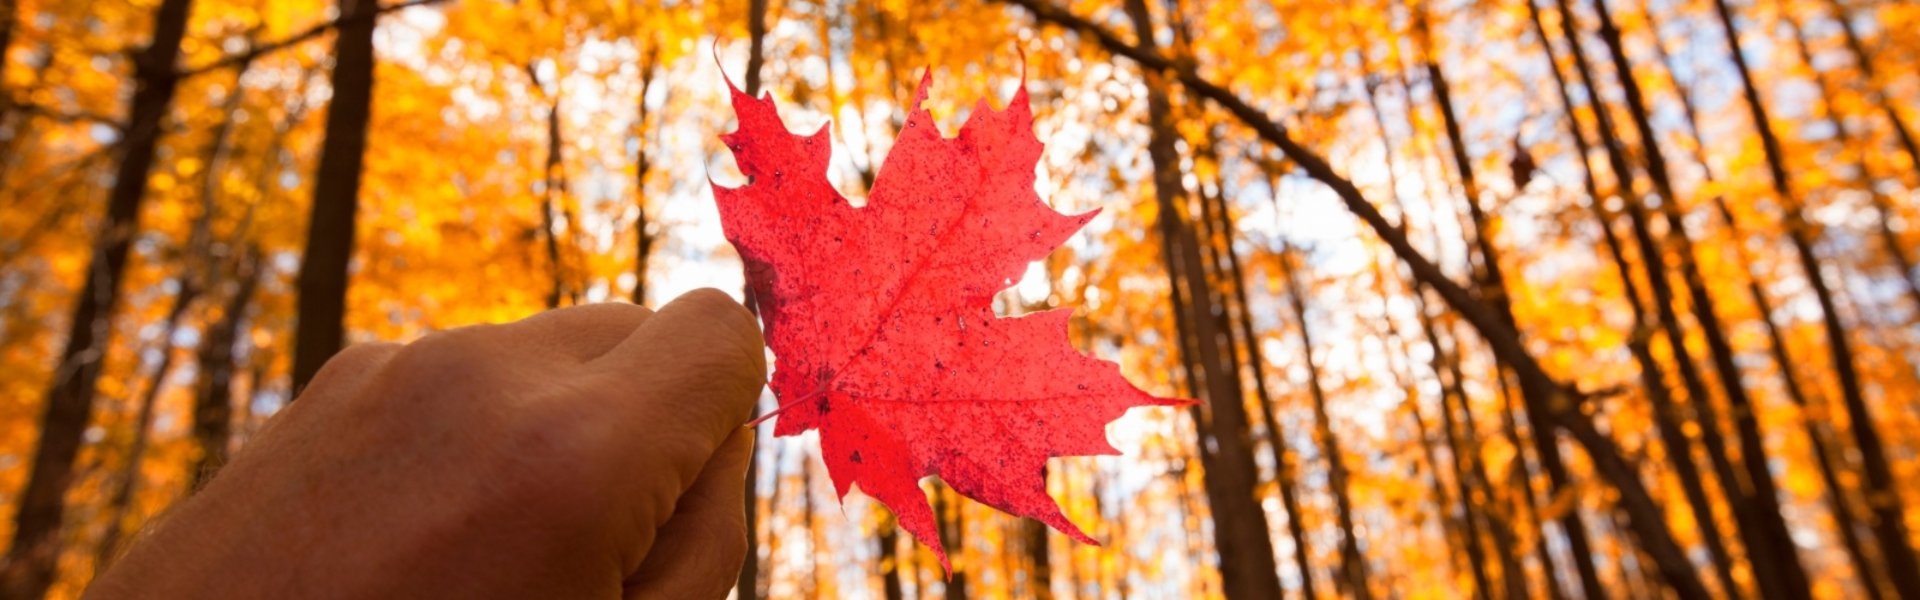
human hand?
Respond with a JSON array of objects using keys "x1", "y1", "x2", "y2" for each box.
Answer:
[{"x1": 90, "y1": 289, "x2": 766, "y2": 599}]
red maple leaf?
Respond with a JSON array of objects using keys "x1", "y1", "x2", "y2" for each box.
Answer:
[{"x1": 713, "y1": 68, "x2": 1185, "y2": 572}]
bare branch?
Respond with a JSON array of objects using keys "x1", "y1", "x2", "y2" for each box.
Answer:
[{"x1": 176, "y1": 0, "x2": 452, "y2": 79}]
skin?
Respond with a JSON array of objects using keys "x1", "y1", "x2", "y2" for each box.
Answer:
[{"x1": 90, "y1": 289, "x2": 766, "y2": 599}]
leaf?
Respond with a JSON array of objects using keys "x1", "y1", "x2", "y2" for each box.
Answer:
[{"x1": 712, "y1": 68, "x2": 1185, "y2": 573}]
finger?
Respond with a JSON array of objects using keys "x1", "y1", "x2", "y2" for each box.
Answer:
[
  {"x1": 622, "y1": 429, "x2": 753, "y2": 600},
  {"x1": 503, "y1": 302, "x2": 655, "y2": 363},
  {"x1": 591, "y1": 287, "x2": 766, "y2": 465}
]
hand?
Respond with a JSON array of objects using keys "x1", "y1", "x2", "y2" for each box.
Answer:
[{"x1": 90, "y1": 289, "x2": 766, "y2": 599}]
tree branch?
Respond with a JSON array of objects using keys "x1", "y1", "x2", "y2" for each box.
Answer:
[
  {"x1": 994, "y1": 0, "x2": 1557, "y2": 397},
  {"x1": 176, "y1": 0, "x2": 452, "y2": 79}
]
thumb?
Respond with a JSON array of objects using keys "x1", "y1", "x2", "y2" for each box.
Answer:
[{"x1": 624, "y1": 428, "x2": 756, "y2": 600}]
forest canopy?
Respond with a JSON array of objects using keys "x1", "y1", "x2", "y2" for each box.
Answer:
[{"x1": 1, "y1": 0, "x2": 1918, "y2": 598}]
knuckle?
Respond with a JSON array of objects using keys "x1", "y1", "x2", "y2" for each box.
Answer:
[
  {"x1": 304, "y1": 341, "x2": 400, "y2": 388},
  {"x1": 388, "y1": 325, "x2": 507, "y2": 386}
]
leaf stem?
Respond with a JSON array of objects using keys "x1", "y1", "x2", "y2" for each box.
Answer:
[{"x1": 743, "y1": 388, "x2": 826, "y2": 428}]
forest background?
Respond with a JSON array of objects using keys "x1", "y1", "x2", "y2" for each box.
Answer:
[{"x1": 1, "y1": 0, "x2": 1918, "y2": 598}]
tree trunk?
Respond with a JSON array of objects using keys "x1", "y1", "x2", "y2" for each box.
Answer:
[
  {"x1": 0, "y1": 0, "x2": 16, "y2": 131},
  {"x1": 937, "y1": 485, "x2": 969, "y2": 600},
  {"x1": 1798, "y1": 2, "x2": 1920, "y2": 322},
  {"x1": 537, "y1": 86, "x2": 569, "y2": 308},
  {"x1": 999, "y1": 2, "x2": 1708, "y2": 596},
  {"x1": 1371, "y1": 255, "x2": 1498, "y2": 600},
  {"x1": 191, "y1": 255, "x2": 259, "y2": 491},
  {"x1": 1522, "y1": 1, "x2": 1743, "y2": 592},
  {"x1": 631, "y1": 41, "x2": 660, "y2": 305},
  {"x1": 1199, "y1": 133, "x2": 1328, "y2": 600},
  {"x1": 1415, "y1": 6, "x2": 1605, "y2": 597},
  {"x1": 1278, "y1": 244, "x2": 1373, "y2": 599},
  {"x1": 1783, "y1": 14, "x2": 1919, "y2": 598},
  {"x1": 878, "y1": 515, "x2": 905, "y2": 600},
  {"x1": 1820, "y1": 0, "x2": 1920, "y2": 195},
  {"x1": 291, "y1": 0, "x2": 382, "y2": 392},
  {"x1": 1256, "y1": 173, "x2": 1323, "y2": 600},
  {"x1": 93, "y1": 279, "x2": 198, "y2": 572},
  {"x1": 1023, "y1": 517, "x2": 1053, "y2": 599},
  {"x1": 1122, "y1": 1, "x2": 1284, "y2": 597},
  {"x1": 1583, "y1": 2, "x2": 1814, "y2": 596},
  {"x1": 1639, "y1": 5, "x2": 1889, "y2": 597},
  {"x1": 1353, "y1": 34, "x2": 1513, "y2": 596},
  {"x1": 0, "y1": 0, "x2": 195, "y2": 595},
  {"x1": 1705, "y1": 0, "x2": 1919, "y2": 595},
  {"x1": 736, "y1": 0, "x2": 770, "y2": 596}
]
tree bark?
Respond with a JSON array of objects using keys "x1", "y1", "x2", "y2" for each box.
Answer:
[
  {"x1": 1353, "y1": 34, "x2": 1512, "y2": 596},
  {"x1": 1121, "y1": 1, "x2": 1285, "y2": 597},
  {"x1": 936, "y1": 485, "x2": 970, "y2": 600},
  {"x1": 291, "y1": 0, "x2": 382, "y2": 392},
  {"x1": 0, "y1": 0, "x2": 195, "y2": 595}
]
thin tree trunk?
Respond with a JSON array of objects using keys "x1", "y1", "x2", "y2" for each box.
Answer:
[
  {"x1": 1415, "y1": 6, "x2": 1606, "y2": 597},
  {"x1": 736, "y1": 0, "x2": 770, "y2": 595},
  {"x1": 0, "y1": 0, "x2": 195, "y2": 595},
  {"x1": 1121, "y1": 1, "x2": 1284, "y2": 597},
  {"x1": 1374, "y1": 257, "x2": 1496, "y2": 600},
  {"x1": 1705, "y1": 0, "x2": 1920, "y2": 595},
  {"x1": 191, "y1": 255, "x2": 258, "y2": 491},
  {"x1": 524, "y1": 61, "x2": 572, "y2": 308},
  {"x1": 1278, "y1": 244, "x2": 1372, "y2": 599},
  {"x1": 0, "y1": 0, "x2": 16, "y2": 131},
  {"x1": 93, "y1": 279, "x2": 198, "y2": 572},
  {"x1": 1820, "y1": 0, "x2": 1920, "y2": 194},
  {"x1": 1353, "y1": 34, "x2": 1515, "y2": 596},
  {"x1": 1257, "y1": 173, "x2": 1323, "y2": 600},
  {"x1": 180, "y1": 56, "x2": 258, "y2": 492},
  {"x1": 1582, "y1": 1, "x2": 1814, "y2": 595},
  {"x1": 631, "y1": 41, "x2": 660, "y2": 305},
  {"x1": 937, "y1": 486, "x2": 969, "y2": 600},
  {"x1": 1639, "y1": 7, "x2": 1889, "y2": 597},
  {"x1": 879, "y1": 515, "x2": 905, "y2": 600},
  {"x1": 1523, "y1": 1, "x2": 1743, "y2": 592},
  {"x1": 801, "y1": 459, "x2": 819, "y2": 599},
  {"x1": 291, "y1": 0, "x2": 382, "y2": 392},
  {"x1": 1799, "y1": 1, "x2": 1920, "y2": 321},
  {"x1": 1783, "y1": 15, "x2": 1918, "y2": 598},
  {"x1": 1194, "y1": 133, "x2": 1324, "y2": 600},
  {"x1": 1024, "y1": 518, "x2": 1053, "y2": 599}
]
